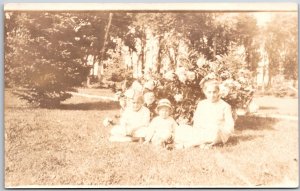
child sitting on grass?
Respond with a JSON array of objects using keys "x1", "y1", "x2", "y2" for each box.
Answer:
[
  {"x1": 174, "y1": 79, "x2": 234, "y2": 149},
  {"x1": 109, "y1": 90, "x2": 150, "y2": 142},
  {"x1": 144, "y1": 99, "x2": 178, "y2": 149}
]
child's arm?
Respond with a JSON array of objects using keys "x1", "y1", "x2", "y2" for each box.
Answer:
[
  {"x1": 172, "y1": 118, "x2": 178, "y2": 133},
  {"x1": 144, "y1": 119, "x2": 156, "y2": 143},
  {"x1": 193, "y1": 102, "x2": 204, "y2": 128},
  {"x1": 223, "y1": 104, "x2": 234, "y2": 134}
]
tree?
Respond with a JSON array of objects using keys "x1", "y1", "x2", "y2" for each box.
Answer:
[
  {"x1": 265, "y1": 12, "x2": 298, "y2": 87},
  {"x1": 5, "y1": 12, "x2": 91, "y2": 107},
  {"x1": 234, "y1": 13, "x2": 260, "y2": 76}
]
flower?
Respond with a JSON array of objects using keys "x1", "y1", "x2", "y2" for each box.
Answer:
[
  {"x1": 186, "y1": 71, "x2": 196, "y2": 81},
  {"x1": 174, "y1": 94, "x2": 183, "y2": 102},
  {"x1": 178, "y1": 74, "x2": 187, "y2": 83},
  {"x1": 205, "y1": 72, "x2": 217, "y2": 80},
  {"x1": 219, "y1": 84, "x2": 230, "y2": 98},
  {"x1": 176, "y1": 116, "x2": 189, "y2": 125},
  {"x1": 175, "y1": 67, "x2": 187, "y2": 83},
  {"x1": 175, "y1": 67, "x2": 186, "y2": 75},
  {"x1": 233, "y1": 81, "x2": 242, "y2": 90},
  {"x1": 196, "y1": 57, "x2": 207, "y2": 68},
  {"x1": 220, "y1": 71, "x2": 231, "y2": 79},
  {"x1": 144, "y1": 80, "x2": 155, "y2": 91},
  {"x1": 164, "y1": 71, "x2": 175, "y2": 81},
  {"x1": 103, "y1": 117, "x2": 113, "y2": 127},
  {"x1": 238, "y1": 76, "x2": 247, "y2": 84},
  {"x1": 223, "y1": 78, "x2": 234, "y2": 87}
]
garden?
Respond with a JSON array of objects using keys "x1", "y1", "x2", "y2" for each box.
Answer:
[
  {"x1": 4, "y1": 9, "x2": 298, "y2": 187},
  {"x1": 5, "y1": 88, "x2": 298, "y2": 187}
]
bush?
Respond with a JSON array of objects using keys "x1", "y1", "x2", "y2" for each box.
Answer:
[
  {"x1": 9, "y1": 61, "x2": 90, "y2": 108},
  {"x1": 115, "y1": 53, "x2": 255, "y2": 125}
]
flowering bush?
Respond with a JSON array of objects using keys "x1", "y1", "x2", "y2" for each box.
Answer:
[{"x1": 114, "y1": 53, "x2": 255, "y2": 125}]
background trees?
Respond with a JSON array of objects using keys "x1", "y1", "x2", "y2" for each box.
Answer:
[
  {"x1": 5, "y1": 11, "x2": 298, "y2": 107},
  {"x1": 265, "y1": 12, "x2": 298, "y2": 87}
]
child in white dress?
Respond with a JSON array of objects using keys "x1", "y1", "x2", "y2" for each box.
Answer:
[
  {"x1": 174, "y1": 79, "x2": 234, "y2": 149},
  {"x1": 109, "y1": 91, "x2": 150, "y2": 142},
  {"x1": 144, "y1": 99, "x2": 178, "y2": 148}
]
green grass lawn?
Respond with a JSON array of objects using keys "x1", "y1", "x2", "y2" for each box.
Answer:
[{"x1": 4, "y1": 89, "x2": 298, "y2": 187}]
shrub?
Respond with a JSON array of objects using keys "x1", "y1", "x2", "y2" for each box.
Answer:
[{"x1": 115, "y1": 53, "x2": 255, "y2": 125}]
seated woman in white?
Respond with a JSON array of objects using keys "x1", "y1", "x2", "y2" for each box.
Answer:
[{"x1": 174, "y1": 79, "x2": 234, "y2": 149}]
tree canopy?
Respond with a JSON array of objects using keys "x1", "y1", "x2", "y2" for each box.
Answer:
[{"x1": 5, "y1": 11, "x2": 297, "y2": 106}]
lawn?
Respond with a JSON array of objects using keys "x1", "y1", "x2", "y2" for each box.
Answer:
[{"x1": 4, "y1": 89, "x2": 299, "y2": 188}]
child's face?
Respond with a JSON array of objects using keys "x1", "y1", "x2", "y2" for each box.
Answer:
[
  {"x1": 144, "y1": 92, "x2": 155, "y2": 105},
  {"x1": 204, "y1": 85, "x2": 220, "y2": 103},
  {"x1": 158, "y1": 106, "x2": 171, "y2": 119},
  {"x1": 130, "y1": 99, "x2": 143, "y2": 112}
]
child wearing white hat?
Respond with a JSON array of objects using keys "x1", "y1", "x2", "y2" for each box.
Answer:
[{"x1": 144, "y1": 99, "x2": 178, "y2": 148}]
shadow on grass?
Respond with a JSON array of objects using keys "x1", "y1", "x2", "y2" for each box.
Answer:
[
  {"x1": 6, "y1": 101, "x2": 120, "y2": 111},
  {"x1": 58, "y1": 101, "x2": 120, "y2": 111},
  {"x1": 225, "y1": 134, "x2": 264, "y2": 147},
  {"x1": 235, "y1": 115, "x2": 278, "y2": 131},
  {"x1": 259, "y1": 106, "x2": 278, "y2": 110}
]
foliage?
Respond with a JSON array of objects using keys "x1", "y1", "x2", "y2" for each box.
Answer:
[
  {"x1": 265, "y1": 12, "x2": 298, "y2": 85},
  {"x1": 117, "y1": 49, "x2": 254, "y2": 125},
  {"x1": 5, "y1": 11, "x2": 132, "y2": 107},
  {"x1": 5, "y1": 12, "x2": 90, "y2": 107}
]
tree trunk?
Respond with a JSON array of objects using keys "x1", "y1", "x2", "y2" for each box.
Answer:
[
  {"x1": 141, "y1": 33, "x2": 146, "y2": 76},
  {"x1": 267, "y1": 72, "x2": 272, "y2": 89},
  {"x1": 213, "y1": 37, "x2": 217, "y2": 59},
  {"x1": 156, "y1": 36, "x2": 162, "y2": 74},
  {"x1": 98, "y1": 12, "x2": 113, "y2": 84}
]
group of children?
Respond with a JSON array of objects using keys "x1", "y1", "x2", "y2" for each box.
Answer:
[{"x1": 109, "y1": 79, "x2": 235, "y2": 149}]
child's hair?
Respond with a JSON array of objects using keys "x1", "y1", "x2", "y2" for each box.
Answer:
[{"x1": 202, "y1": 79, "x2": 220, "y2": 92}]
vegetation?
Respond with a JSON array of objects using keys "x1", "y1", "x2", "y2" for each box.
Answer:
[
  {"x1": 5, "y1": 89, "x2": 298, "y2": 187},
  {"x1": 5, "y1": 11, "x2": 297, "y2": 107}
]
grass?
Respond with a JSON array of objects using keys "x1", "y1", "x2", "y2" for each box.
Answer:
[
  {"x1": 4, "y1": 89, "x2": 299, "y2": 187},
  {"x1": 253, "y1": 95, "x2": 298, "y2": 116}
]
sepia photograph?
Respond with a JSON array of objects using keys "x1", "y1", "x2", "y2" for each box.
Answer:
[{"x1": 4, "y1": 3, "x2": 298, "y2": 188}]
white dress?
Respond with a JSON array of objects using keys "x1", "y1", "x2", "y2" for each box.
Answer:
[
  {"x1": 145, "y1": 116, "x2": 177, "y2": 145},
  {"x1": 109, "y1": 106, "x2": 150, "y2": 142},
  {"x1": 174, "y1": 99, "x2": 234, "y2": 148}
]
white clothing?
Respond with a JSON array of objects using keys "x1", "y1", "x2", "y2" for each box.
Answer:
[
  {"x1": 145, "y1": 116, "x2": 178, "y2": 145},
  {"x1": 174, "y1": 99, "x2": 234, "y2": 147},
  {"x1": 110, "y1": 106, "x2": 150, "y2": 141}
]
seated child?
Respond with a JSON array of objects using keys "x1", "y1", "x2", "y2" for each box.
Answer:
[
  {"x1": 174, "y1": 79, "x2": 234, "y2": 149},
  {"x1": 143, "y1": 88, "x2": 157, "y2": 120},
  {"x1": 109, "y1": 91, "x2": 150, "y2": 142},
  {"x1": 144, "y1": 99, "x2": 178, "y2": 148}
]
